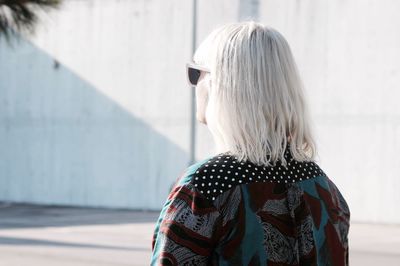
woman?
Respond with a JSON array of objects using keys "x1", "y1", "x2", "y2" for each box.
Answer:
[{"x1": 150, "y1": 21, "x2": 350, "y2": 266}]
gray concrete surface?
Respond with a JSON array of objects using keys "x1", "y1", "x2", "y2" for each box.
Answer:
[{"x1": 0, "y1": 202, "x2": 399, "y2": 265}]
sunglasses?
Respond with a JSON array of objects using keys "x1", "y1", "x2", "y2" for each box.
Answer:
[{"x1": 186, "y1": 62, "x2": 210, "y2": 86}]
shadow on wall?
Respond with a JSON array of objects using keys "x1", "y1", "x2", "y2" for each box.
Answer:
[{"x1": 0, "y1": 30, "x2": 188, "y2": 210}]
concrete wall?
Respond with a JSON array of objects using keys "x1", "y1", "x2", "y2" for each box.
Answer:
[
  {"x1": 257, "y1": 0, "x2": 400, "y2": 224},
  {"x1": 0, "y1": 0, "x2": 399, "y2": 223},
  {"x1": 0, "y1": 0, "x2": 237, "y2": 211}
]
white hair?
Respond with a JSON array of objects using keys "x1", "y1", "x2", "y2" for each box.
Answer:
[{"x1": 193, "y1": 21, "x2": 318, "y2": 167}]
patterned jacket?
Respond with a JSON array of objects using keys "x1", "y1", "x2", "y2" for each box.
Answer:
[{"x1": 150, "y1": 145, "x2": 350, "y2": 265}]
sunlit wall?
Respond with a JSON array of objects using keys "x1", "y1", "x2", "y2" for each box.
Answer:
[{"x1": 0, "y1": 0, "x2": 398, "y2": 224}]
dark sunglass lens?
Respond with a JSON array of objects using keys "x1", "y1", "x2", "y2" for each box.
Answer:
[{"x1": 188, "y1": 67, "x2": 201, "y2": 86}]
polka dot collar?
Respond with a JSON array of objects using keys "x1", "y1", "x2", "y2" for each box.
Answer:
[{"x1": 192, "y1": 146, "x2": 327, "y2": 201}]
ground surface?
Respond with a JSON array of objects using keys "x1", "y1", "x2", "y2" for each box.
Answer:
[{"x1": 0, "y1": 202, "x2": 399, "y2": 265}]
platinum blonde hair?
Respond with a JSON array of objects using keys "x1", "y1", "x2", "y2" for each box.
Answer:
[{"x1": 193, "y1": 21, "x2": 318, "y2": 167}]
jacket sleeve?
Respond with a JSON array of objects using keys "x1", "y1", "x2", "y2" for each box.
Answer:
[{"x1": 150, "y1": 171, "x2": 222, "y2": 265}]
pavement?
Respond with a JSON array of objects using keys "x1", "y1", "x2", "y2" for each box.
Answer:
[{"x1": 0, "y1": 202, "x2": 399, "y2": 266}]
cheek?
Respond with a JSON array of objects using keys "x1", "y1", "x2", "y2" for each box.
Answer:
[
  {"x1": 196, "y1": 86, "x2": 208, "y2": 104},
  {"x1": 201, "y1": 91, "x2": 209, "y2": 108}
]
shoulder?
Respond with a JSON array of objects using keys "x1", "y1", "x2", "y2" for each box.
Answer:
[
  {"x1": 166, "y1": 153, "x2": 229, "y2": 203},
  {"x1": 160, "y1": 154, "x2": 223, "y2": 218},
  {"x1": 171, "y1": 154, "x2": 221, "y2": 190},
  {"x1": 190, "y1": 151, "x2": 328, "y2": 201},
  {"x1": 173, "y1": 151, "x2": 328, "y2": 203}
]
